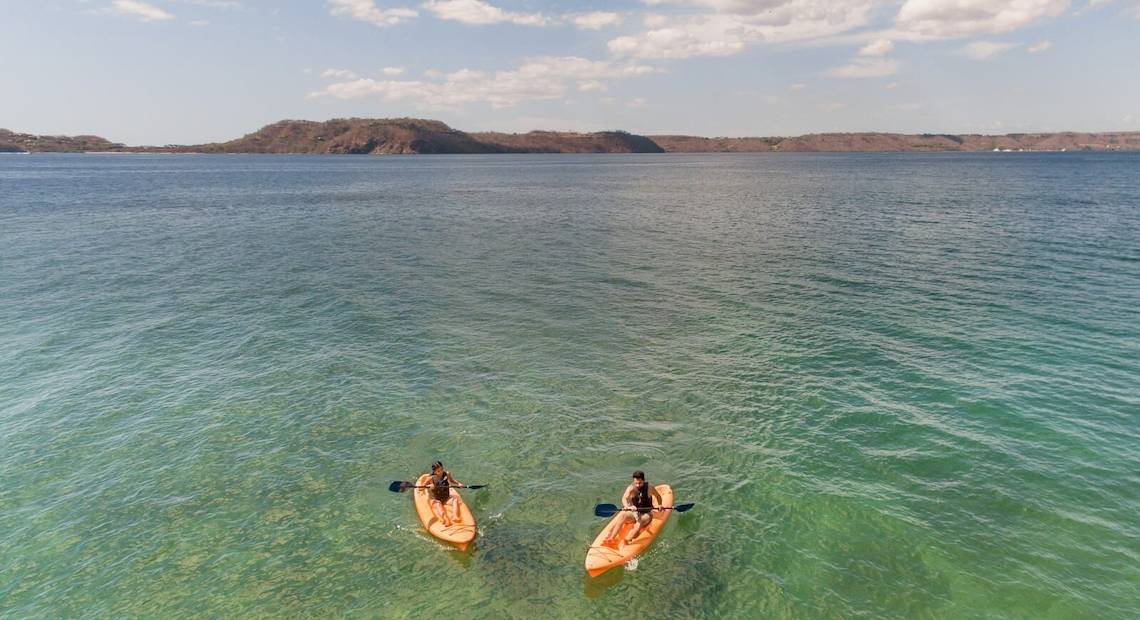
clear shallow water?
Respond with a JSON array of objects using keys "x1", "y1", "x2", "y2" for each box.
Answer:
[{"x1": 1, "y1": 153, "x2": 1137, "y2": 618}]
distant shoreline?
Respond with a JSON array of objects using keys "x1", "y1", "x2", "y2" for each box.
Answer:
[
  {"x1": 4, "y1": 118, "x2": 1140, "y2": 154},
  {"x1": 11, "y1": 150, "x2": 1130, "y2": 157}
]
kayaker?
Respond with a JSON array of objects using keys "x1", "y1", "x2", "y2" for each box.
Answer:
[
  {"x1": 426, "y1": 460, "x2": 465, "y2": 527},
  {"x1": 603, "y1": 470, "x2": 662, "y2": 545}
]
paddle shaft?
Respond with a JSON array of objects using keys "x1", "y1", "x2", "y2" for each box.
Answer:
[
  {"x1": 594, "y1": 502, "x2": 694, "y2": 517},
  {"x1": 389, "y1": 480, "x2": 487, "y2": 492},
  {"x1": 404, "y1": 484, "x2": 480, "y2": 489}
]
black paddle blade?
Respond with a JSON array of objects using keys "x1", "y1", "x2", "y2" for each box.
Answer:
[
  {"x1": 672, "y1": 502, "x2": 695, "y2": 513},
  {"x1": 388, "y1": 481, "x2": 411, "y2": 493},
  {"x1": 594, "y1": 503, "x2": 622, "y2": 517},
  {"x1": 463, "y1": 484, "x2": 487, "y2": 490}
]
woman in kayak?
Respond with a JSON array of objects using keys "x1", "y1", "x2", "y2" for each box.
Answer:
[
  {"x1": 426, "y1": 460, "x2": 466, "y2": 527},
  {"x1": 604, "y1": 470, "x2": 663, "y2": 545}
]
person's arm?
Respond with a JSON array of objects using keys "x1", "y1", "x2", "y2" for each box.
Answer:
[
  {"x1": 447, "y1": 473, "x2": 464, "y2": 488},
  {"x1": 621, "y1": 485, "x2": 635, "y2": 509},
  {"x1": 651, "y1": 486, "x2": 663, "y2": 510}
]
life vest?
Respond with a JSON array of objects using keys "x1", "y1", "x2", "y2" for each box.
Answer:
[{"x1": 430, "y1": 471, "x2": 450, "y2": 502}]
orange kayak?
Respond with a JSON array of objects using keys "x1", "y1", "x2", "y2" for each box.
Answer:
[
  {"x1": 585, "y1": 484, "x2": 673, "y2": 577},
  {"x1": 412, "y1": 473, "x2": 476, "y2": 551}
]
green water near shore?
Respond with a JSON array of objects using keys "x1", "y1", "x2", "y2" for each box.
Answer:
[{"x1": 1, "y1": 153, "x2": 1137, "y2": 618}]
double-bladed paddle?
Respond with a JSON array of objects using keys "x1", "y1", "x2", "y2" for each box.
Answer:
[
  {"x1": 388, "y1": 481, "x2": 487, "y2": 493},
  {"x1": 593, "y1": 503, "x2": 695, "y2": 517}
]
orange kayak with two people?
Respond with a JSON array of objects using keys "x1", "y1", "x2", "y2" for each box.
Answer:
[{"x1": 585, "y1": 484, "x2": 673, "y2": 577}]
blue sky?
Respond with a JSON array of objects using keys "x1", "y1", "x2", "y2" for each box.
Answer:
[{"x1": 3, "y1": 0, "x2": 1139, "y2": 144}]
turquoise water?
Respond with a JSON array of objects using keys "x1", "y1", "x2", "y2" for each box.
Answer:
[{"x1": 1, "y1": 153, "x2": 1137, "y2": 618}]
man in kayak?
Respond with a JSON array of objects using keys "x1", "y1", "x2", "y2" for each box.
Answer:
[
  {"x1": 603, "y1": 470, "x2": 663, "y2": 545},
  {"x1": 426, "y1": 460, "x2": 466, "y2": 527}
]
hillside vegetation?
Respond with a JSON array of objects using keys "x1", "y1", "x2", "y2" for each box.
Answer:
[{"x1": 7, "y1": 120, "x2": 1140, "y2": 154}]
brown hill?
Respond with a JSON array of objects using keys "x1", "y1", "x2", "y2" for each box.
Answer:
[
  {"x1": 8, "y1": 120, "x2": 1140, "y2": 154},
  {"x1": 193, "y1": 118, "x2": 501, "y2": 154},
  {"x1": 184, "y1": 119, "x2": 663, "y2": 154},
  {"x1": 648, "y1": 135, "x2": 782, "y2": 152},
  {"x1": 474, "y1": 130, "x2": 664, "y2": 153},
  {"x1": 0, "y1": 129, "x2": 124, "y2": 153},
  {"x1": 651, "y1": 132, "x2": 1140, "y2": 152}
]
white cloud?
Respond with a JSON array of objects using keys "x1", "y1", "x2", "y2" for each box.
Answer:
[
  {"x1": 895, "y1": 0, "x2": 1069, "y2": 39},
  {"x1": 188, "y1": 19, "x2": 210, "y2": 26},
  {"x1": 310, "y1": 56, "x2": 657, "y2": 109},
  {"x1": 570, "y1": 11, "x2": 623, "y2": 29},
  {"x1": 818, "y1": 102, "x2": 845, "y2": 112},
  {"x1": 790, "y1": 83, "x2": 806, "y2": 90},
  {"x1": 381, "y1": 66, "x2": 406, "y2": 76},
  {"x1": 174, "y1": 0, "x2": 241, "y2": 8},
  {"x1": 886, "y1": 81, "x2": 899, "y2": 89},
  {"x1": 577, "y1": 80, "x2": 607, "y2": 92},
  {"x1": 859, "y1": 38, "x2": 894, "y2": 56},
  {"x1": 328, "y1": 0, "x2": 418, "y2": 27},
  {"x1": 322, "y1": 68, "x2": 360, "y2": 79},
  {"x1": 607, "y1": 1, "x2": 878, "y2": 60},
  {"x1": 174, "y1": 0, "x2": 242, "y2": 8},
  {"x1": 627, "y1": 97, "x2": 648, "y2": 108},
  {"x1": 1028, "y1": 40, "x2": 1051, "y2": 52},
  {"x1": 827, "y1": 57, "x2": 898, "y2": 78},
  {"x1": 106, "y1": 0, "x2": 174, "y2": 21},
  {"x1": 421, "y1": 0, "x2": 550, "y2": 26},
  {"x1": 961, "y1": 40, "x2": 1018, "y2": 59}
]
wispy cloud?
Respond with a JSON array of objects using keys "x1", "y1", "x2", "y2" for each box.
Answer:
[
  {"x1": 1028, "y1": 39, "x2": 1052, "y2": 53},
  {"x1": 570, "y1": 11, "x2": 622, "y2": 30},
  {"x1": 310, "y1": 56, "x2": 656, "y2": 109},
  {"x1": 421, "y1": 0, "x2": 550, "y2": 26},
  {"x1": 608, "y1": 1, "x2": 877, "y2": 60},
  {"x1": 328, "y1": 0, "x2": 418, "y2": 27},
  {"x1": 106, "y1": 0, "x2": 174, "y2": 22},
  {"x1": 173, "y1": 0, "x2": 242, "y2": 8},
  {"x1": 828, "y1": 57, "x2": 898, "y2": 78},
  {"x1": 961, "y1": 41, "x2": 1018, "y2": 60},
  {"x1": 859, "y1": 38, "x2": 894, "y2": 56},
  {"x1": 322, "y1": 68, "x2": 360, "y2": 79},
  {"x1": 895, "y1": 0, "x2": 1069, "y2": 39}
]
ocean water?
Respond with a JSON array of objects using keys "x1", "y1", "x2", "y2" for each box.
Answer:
[{"x1": 1, "y1": 153, "x2": 1137, "y2": 619}]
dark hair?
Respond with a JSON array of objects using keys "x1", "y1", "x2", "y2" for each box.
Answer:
[
  {"x1": 431, "y1": 460, "x2": 443, "y2": 470},
  {"x1": 632, "y1": 470, "x2": 645, "y2": 481}
]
